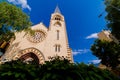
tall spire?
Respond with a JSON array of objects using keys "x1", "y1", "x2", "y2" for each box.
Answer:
[{"x1": 54, "y1": 5, "x2": 61, "y2": 14}]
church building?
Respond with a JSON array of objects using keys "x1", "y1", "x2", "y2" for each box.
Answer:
[{"x1": 0, "y1": 6, "x2": 73, "y2": 64}]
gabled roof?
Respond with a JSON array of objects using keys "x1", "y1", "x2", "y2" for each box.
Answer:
[{"x1": 31, "y1": 22, "x2": 48, "y2": 31}]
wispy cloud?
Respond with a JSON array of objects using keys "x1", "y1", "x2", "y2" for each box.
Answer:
[
  {"x1": 8, "y1": 0, "x2": 31, "y2": 11},
  {"x1": 89, "y1": 59, "x2": 101, "y2": 64},
  {"x1": 86, "y1": 33, "x2": 98, "y2": 39},
  {"x1": 72, "y1": 49, "x2": 90, "y2": 55}
]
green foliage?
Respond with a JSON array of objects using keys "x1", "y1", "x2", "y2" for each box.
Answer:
[
  {"x1": 91, "y1": 0, "x2": 120, "y2": 71},
  {"x1": 105, "y1": 0, "x2": 120, "y2": 40},
  {"x1": 0, "y1": 1, "x2": 32, "y2": 41},
  {"x1": 0, "y1": 57, "x2": 119, "y2": 80},
  {"x1": 91, "y1": 39, "x2": 120, "y2": 69},
  {"x1": 0, "y1": 60, "x2": 40, "y2": 80}
]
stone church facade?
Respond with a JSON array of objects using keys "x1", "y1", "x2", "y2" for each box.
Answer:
[{"x1": 0, "y1": 7, "x2": 73, "y2": 64}]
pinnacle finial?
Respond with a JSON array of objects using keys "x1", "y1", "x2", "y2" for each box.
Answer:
[{"x1": 54, "y1": 5, "x2": 61, "y2": 14}]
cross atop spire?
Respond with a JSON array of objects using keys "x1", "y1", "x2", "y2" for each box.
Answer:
[{"x1": 54, "y1": 5, "x2": 61, "y2": 14}]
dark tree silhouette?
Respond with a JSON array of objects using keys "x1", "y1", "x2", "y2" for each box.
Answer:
[{"x1": 0, "y1": 57, "x2": 119, "y2": 80}]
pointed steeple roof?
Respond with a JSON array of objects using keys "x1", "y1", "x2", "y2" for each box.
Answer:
[{"x1": 54, "y1": 5, "x2": 61, "y2": 14}]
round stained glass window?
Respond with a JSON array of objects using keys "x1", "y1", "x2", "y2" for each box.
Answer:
[{"x1": 27, "y1": 30, "x2": 46, "y2": 43}]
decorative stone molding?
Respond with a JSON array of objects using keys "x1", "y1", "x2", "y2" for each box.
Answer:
[{"x1": 13, "y1": 47, "x2": 45, "y2": 64}]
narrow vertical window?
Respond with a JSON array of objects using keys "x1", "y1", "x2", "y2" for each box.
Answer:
[
  {"x1": 55, "y1": 45, "x2": 57, "y2": 52},
  {"x1": 58, "y1": 45, "x2": 60, "y2": 52},
  {"x1": 54, "y1": 44, "x2": 61, "y2": 52},
  {"x1": 57, "y1": 30, "x2": 59, "y2": 40}
]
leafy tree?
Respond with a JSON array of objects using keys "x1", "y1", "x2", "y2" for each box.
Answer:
[
  {"x1": 105, "y1": 0, "x2": 120, "y2": 40},
  {"x1": 0, "y1": 60, "x2": 40, "y2": 80},
  {"x1": 0, "y1": 1, "x2": 32, "y2": 41},
  {"x1": 91, "y1": 39, "x2": 120, "y2": 69},
  {"x1": 0, "y1": 57, "x2": 119, "y2": 80},
  {"x1": 91, "y1": 0, "x2": 120, "y2": 70}
]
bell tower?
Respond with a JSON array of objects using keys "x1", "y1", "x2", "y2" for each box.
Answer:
[
  {"x1": 44, "y1": 6, "x2": 73, "y2": 62},
  {"x1": 49, "y1": 6, "x2": 64, "y2": 30}
]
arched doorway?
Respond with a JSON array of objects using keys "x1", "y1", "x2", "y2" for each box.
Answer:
[
  {"x1": 20, "y1": 52, "x2": 39, "y2": 64},
  {"x1": 13, "y1": 47, "x2": 45, "y2": 64}
]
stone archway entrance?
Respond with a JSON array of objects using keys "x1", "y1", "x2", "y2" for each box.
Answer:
[
  {"x1": 20, "y1": 52, "x2": 39, "y2": 64},
  {"x1": 13, "y1": 48, "x2": 45, "y2": 64}
]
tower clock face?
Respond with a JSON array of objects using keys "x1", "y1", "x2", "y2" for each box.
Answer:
[
  {"x1": 54, "y1": 21, "x2": 61, "y2": 27},
  {"x1": 27, "y1": 30, "x2": 46, "y2": 43},
  {"x1": 56, "y1": 24, "x2": 60, "y2": 27}
]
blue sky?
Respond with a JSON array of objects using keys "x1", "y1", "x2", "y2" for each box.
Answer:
[{"x1": 8, "y1": 0, "x2": 106, "y2": 64}]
